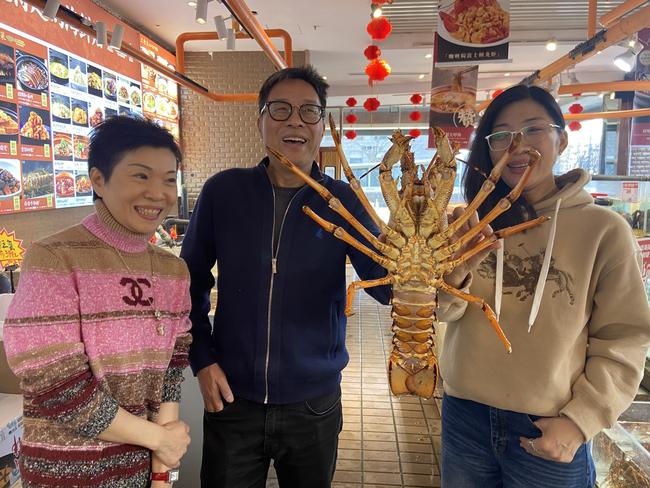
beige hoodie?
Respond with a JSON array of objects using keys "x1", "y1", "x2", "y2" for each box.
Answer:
[{"x1": 439, "y1": 168, "x2": 650, "y2": 441}]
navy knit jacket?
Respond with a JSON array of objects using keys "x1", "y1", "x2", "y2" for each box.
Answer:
[{"x1": 181, "y1": 159, "x2": 391, "y2": 404}]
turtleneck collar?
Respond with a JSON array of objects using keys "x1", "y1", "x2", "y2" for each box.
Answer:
[{"x1": 82, "y1": 199, "x2": 151, "y2": 253}]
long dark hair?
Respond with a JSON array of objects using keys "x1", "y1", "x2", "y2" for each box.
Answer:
[{"x1": 462, "y1": 85, "x2": 565, "y2": 230}]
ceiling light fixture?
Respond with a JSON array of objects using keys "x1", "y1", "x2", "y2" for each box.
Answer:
[
  {"x1": 371, "y1": 4, "x2": 383, "y2": 18},
  {"x1": 109, "y1": 24, "x2": 125, "y2": 50},
  {"x1": 614, "y1": 48, "x2": 636, "y2": 72},
  {"x1": 226, "y1": 28, "x2": 236, "y2": 50},
  {"x1": 545, "y1": 38, "x2": 557, "y2": 52},
  {"x1": 43, "y1": 0, "x2": 61, "y2": 19},
  {"x1": 610, "y1": 92, "x2": 616, "y2": 100},
  {"x1": 214, "y1": 15, "x2": 228, "y2": 38},
  {"x1": 504, "y1": 72, "x2": 510, "y2": 77},
  {"x1": 425, "y1": 53, "x2": 432, "y2": 59},
  {"x1": 95, "y1": 21, "x2": 107, "y2": 46},
  {"x1": 187, "y1": 1, "x2": 197, "y2": 6},
  {"x1": 323, "y1": 76, "x2": 328, "y2": 80},
  {"x1": 196, "y1": 0, "x2": 208, "y2": 24},
  {"x1": 418, "y1": 74, "x2": 425, "y2": 79}
]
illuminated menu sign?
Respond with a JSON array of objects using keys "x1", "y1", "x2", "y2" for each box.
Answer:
[{"x1": 0, "y1": 0, "x2": 179, "y2": 215}]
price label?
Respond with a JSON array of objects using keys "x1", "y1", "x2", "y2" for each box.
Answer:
[
  {"x1": 6, "y1": 84, "x2": 13, "y2": 99},
  {"x1": 44, "y1": 144, "x2": 50, "y2": 158},
  {"x1": 9, "y1": 140, "x2": 16, "y2": 155},
  {"x1": 41, "y1": 92, "x2": 48, "y2": 107},
  {"x1": 46, "y1": 195, "x2": 52, "y2": 206}
]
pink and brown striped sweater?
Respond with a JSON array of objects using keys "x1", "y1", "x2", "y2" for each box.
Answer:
[{"x1": 3, "y1": 200, "x2": 192, "y2": 488}]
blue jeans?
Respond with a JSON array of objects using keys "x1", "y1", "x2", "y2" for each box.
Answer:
[
  {"x1": 201, "y1": 387, "x2": 342, "y2": 488},
  {"x1": 441, "y1": 394, "x2": 596, "y2": 488}
]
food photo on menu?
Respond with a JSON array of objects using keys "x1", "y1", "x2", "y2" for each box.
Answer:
[
  {"x1": 19, "y1": 106, "x2": 50, "y2": 142},
  {"x1": 73, "y1": 134, "x2": 89, "y2": 161},
  {"x1": 75, "y1": 172, "x2": 92, "y2": 197},
  {"x1": 21, "y1": 159, "x2": 54, "y2": 199},
  {"x1": 54, "y1": 169, "x2": 75, "y2": 199},
  {"x1": 48, "y1": 48, "x2": 69, "y2": 87},
  {"x1": 69, "y1": 57, "x2": 87, "y2": 93},
  {"x1": 71, "y1": 99, "x2": 88, "y2": 127},
  {"x1": 15, "y1": 50, "x2": 48, "y2": 94},
  {"x1": 129, "y1": 83, "x2": 142, "y2": 108},
  {"x1": 51, "y1": 92, "x2": 71, "y2": 125},
  {"x1": 117, "y1": 78, "x2": 130, "y2": 105},
  {"x1": 87, "y1": 64, "x2": 103, "y2": 97},
  {"x1": 143, "y1": 91, "x2": 155, "y2": 113},
  {"x1": 89, "y1": 102, "x2": 104, "y2": 128},
  {"x1": 103, "y1": 71, "x2": 117, "y2": 101},
  {"x1": 0, "y1": 101, "x2": 19, "y2": 137},
  {"x1": 0, "y1": 44, "x2": 15, "y2": 85},
  {"x1": 0, "y1": 159, "x2": 21, "y2": 198},
  {"x1": 52, "y1": 131, "x2": 72, "y2": 161}
]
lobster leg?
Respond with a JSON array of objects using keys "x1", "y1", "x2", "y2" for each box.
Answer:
[
  {"x1": 344, "y1": 275, "x2": 394, "y2": 316},
  {"x1": 302, "y1": 206, "x2": 396, "y2": 273},
  {"x1": 436, "y1": 280, "x2": 512, "y2": 353},
  {"x1": 267, "y1": 146, "x2": 400, "y2": 260}
]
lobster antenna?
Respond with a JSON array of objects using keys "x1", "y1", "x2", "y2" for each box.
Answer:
[{"x1": 455, "y1": 157, "x2": 488, "y2": 179}]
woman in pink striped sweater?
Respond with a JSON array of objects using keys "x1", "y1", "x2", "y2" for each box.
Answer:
[{"x1": 4, "y1": 116, "x2": 192, "y2": 487}]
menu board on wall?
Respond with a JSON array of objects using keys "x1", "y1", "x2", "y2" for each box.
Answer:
[{"x1": 0, "y1": 0, "x2": 179, "y2": 215}]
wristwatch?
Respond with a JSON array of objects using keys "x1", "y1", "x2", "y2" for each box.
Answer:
[{"x1": 151, "y1": 468, "x2": 180, "y2": 484}]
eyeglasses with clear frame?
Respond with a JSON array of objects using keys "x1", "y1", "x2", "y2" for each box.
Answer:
[
  {"x1": 485, "y1": 123, "x2": 562, "y2": 151},
  {"x1": 261, "y1": 100, "x2": 325, "y2": 125}
]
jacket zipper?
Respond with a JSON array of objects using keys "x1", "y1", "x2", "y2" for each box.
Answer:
[{"x1": 263, "y1": 183, "x2": 307, "y2": 404}]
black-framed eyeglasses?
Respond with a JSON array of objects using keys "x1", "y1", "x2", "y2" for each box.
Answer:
[
  {"x1": 261, "y1": 100, "x2": 325, "y2": 124},
  {"x1": 485, "y1": 123, "x2": 562, "y2": 151}
]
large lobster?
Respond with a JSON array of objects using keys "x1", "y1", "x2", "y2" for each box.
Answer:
[{"x1": 267, "y1": 115, "x2": 548, "y2": 399}]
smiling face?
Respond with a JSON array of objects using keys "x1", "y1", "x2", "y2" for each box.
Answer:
[
  {"x1": 90, "y1": 146, "x2": 177, "y2": 235},
  {"x1": 258, "y1": 78, "x2": 325, "y2": 176},
  {"x1": 489, "y1": 99, "x2": 568, "y2": 203}
]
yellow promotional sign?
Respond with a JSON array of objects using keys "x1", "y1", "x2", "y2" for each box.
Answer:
[{"x1": 0, "y1": 229, "x2": 25, "y2": 268}]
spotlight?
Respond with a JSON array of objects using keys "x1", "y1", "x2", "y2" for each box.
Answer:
[
  {"x1": 425, "y1": 53, "x2": 432, "y2": 59},
  {"x1": 545, "y1": 38, "x2": 557, "y2": 52},
  {"x1": 109, "y1": 24, "x2": 125, "y2": 50},
  {"x1": 504, "y1": 72, "x2": 510, "y2": 77},
  {"x1": 187, "y1": 1, "x2": 197, "y2": 6},
  {"x1": 323, "y1": 76, "x2": 328, "y2": 80},
  {"x1": 95, "y1": 21, "x2": 107, "y2": 46},
  {"x1": 196, "y1": 0, "x2": 208, "y2": 24},
  {"x1": 214, "y1": 15, "x2": 228, "y2": 38},
  {"x1": 371, "y1": 4, "x2": 383, "y2": 18},
  {"x1": 614, "y1": 49, "x2": 635, "y2": 72},
  {"x1": 628, "y1": 37, "x2": 637, "y2": 49},
  {"x1": 226, "y1": 28, "x2": 236, "y2": 50},
  {"x1": 610, "y1": 92, "x2": 616, "y2": 100},
  {"x1": 418, "y1": 74, "x2": 425, "y2": 80},
  {"x1": 43, "y1": 0, "x2": 61, "y2": 19}
]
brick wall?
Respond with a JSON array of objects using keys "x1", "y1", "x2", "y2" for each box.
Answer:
[{"x1": 180, "y1": 50, "x2": 305, "y2": 209}]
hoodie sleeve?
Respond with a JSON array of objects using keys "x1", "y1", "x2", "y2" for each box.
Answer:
[
  {"x1": 437, "y1": 273, "x2": 473, "y2": 322},
  {"x1": 560, "y1": 236, "x2": 650, "y2": 441}
]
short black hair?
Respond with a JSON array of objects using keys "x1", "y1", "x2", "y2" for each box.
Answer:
[
  {"x1": 88, "y1": 116, "x2": 181, "y2": 200},
  {"x1": 258, "y1": 65, "x2": 329, "y2": 113},
  {"x1": 463, "y1": 84, "x2": 565, "y2": 230}
]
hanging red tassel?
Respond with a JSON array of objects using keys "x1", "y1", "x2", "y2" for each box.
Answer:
[
  {"x1": 365, "y1": 59, "x2": 391, "y2": 82},
  {"x1": 409, "y1": 111, "x2": 421, "y2": 122},
  {"x1": 568, "y1": 121, "x2": 582, "y2": 131},
  {"x1": 363, "y1": 97, "x2": 381, "y2": 112},
  {"x1": 345, "y1": 130, "x2": 357, "y2": 139},
  {"x1": 345, "y1": 114, "x2": 358, "y2": 124},
  {"x1": 568, "y1": 103, "x2": 583, "y2": 114},
  {"x1": 366, "y1": 17, "x2": 392, "y2": 41},
  {"x1": 364, "y1": 45, "x2": 381, "y2": 60},
  {"x1": 491, "y1": 88, "x2": 504, "y2": 100},
  {"x1": 410, "y1": 93, "x2": 423, "y2": 105},
  {"x1": 408, "y1": 128, "x2": 421, "y2": 138},
  {"x1": 345, "y1": 97, "x2": 357, "y2": 107}
]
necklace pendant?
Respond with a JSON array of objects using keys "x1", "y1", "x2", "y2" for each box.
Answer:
[
  {"x1": 154, "y1": 309, "x2": 162, "y2": 321},
  {"x1": 157, "y1": 322, "x2": 165, "y2": 336}
]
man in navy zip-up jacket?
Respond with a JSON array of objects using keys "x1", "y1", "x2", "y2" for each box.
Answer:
[{"x1": 181, "y1": 66, "x2": 391, "y2": 487}]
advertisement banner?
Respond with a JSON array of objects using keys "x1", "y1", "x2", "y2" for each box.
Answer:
[
  {"x1": 428, "y1": 65, "x2": 478, "y2": 149},
  {"x1": 630, "y1": 28, "x2": 650, "y2": 176},
  {"x1": 434, "y1": 0, "x2": 510, "y2": 65}
]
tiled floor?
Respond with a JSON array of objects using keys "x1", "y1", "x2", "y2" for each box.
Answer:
[{"x1": 267, "y1": 270, "x2": 443, "y2": 487}]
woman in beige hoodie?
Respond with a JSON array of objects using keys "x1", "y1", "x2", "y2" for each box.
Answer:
[{"x1": 439, "y1": 85, "x2": 650, "y2": 487}]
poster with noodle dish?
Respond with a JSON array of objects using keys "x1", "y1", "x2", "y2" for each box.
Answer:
[
  {"x1": 434, "y1": 0, "x2": 510, "y2": 65},
  {"x1": 428, "y1": 65, "x2": 478, "y2": 149}
]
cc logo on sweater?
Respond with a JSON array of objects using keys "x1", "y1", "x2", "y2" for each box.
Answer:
[{"x1": 120, "y1": 277, "x2": 154, "y2": 307}]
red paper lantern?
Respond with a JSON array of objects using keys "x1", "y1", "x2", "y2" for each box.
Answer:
[
  {"x1": 410, "y1": 93, "x2": 423, "y2": 105},
  {"x1": 571, "y1": 93, "x2": 582, "y2": 97},
  {"x1": 365, "y1": 59, "x2": 391, "y2": 82},
  {"x1": 408, "y1": 128, "x2": 421, "y2": 138},
  {"x1": 345, "y1": 130, "x2": 357, "y2": 140},
  {"x1": 491, "y1": 88, "x2": 504, "y2": 100},
  {"x1": 364, "y1": 45, "x2": 381, "y2": 60},
  {"x1": 409, "y1": 111, "x2": 421, "y2": 122},
  {"x1": 367, "y1": 17, "x2": 392, "y2": 41},
  {"x1": 568, "y1": 103, "x2": 583, "y2": 114},
  {"x1": 363, "y1": 97, "x2": 381, "y2": 112},
  {"x1": 568, "y1": 121, "x2": 582, "y2": 131},
  {"x1": 373, "y1": 0, "x2": 393, "y2": 4},
  {"x1": 345, "y1": 114, "x2": 358, "y2": 124},
  {"x1": 345, "y1": 97, "x2": 357, "y2": 107}
]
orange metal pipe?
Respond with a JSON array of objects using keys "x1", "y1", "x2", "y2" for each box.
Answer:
[
  {"x1": 559, "y1": 81, "x2": 650, "y2": 95},
  {"x1": 225, "y1": 0, "x2": 289, "y2": 70},
  {"x1": 565, "y1": 108, "x2": 650, "y2": 121},
  {"x1": 588, "y1": 0, "x2": 597, "y2": 37},
  {"x1": 600, "y1": 0, "x2": 647, "y2": 27}
]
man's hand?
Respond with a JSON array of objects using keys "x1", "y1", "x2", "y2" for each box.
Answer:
[
  {"x1": 197, "y1": 363, "x2": 234, "y2": 412},
  {"x1": 520, "y1": 416, "x2": 585, "y2": 463}
]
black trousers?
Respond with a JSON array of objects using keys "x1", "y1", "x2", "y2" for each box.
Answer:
[{"x1": 200, "y1": 387, "x2": 343, "y2": 488}]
